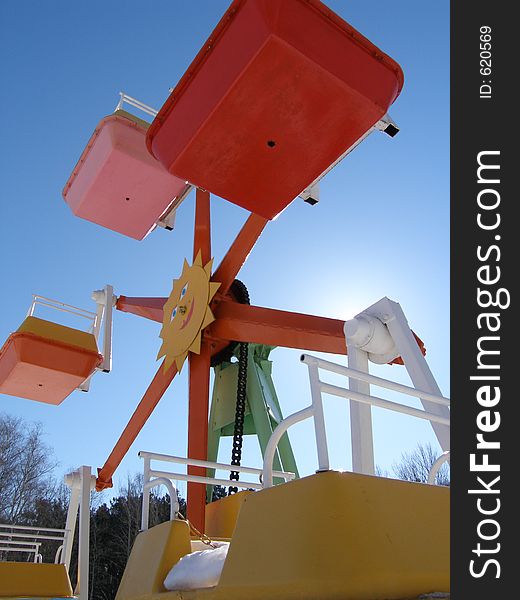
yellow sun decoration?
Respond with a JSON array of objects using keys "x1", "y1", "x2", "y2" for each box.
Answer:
[{"x1": 158, "y1": 251, "x2": 220, "y2": 372}]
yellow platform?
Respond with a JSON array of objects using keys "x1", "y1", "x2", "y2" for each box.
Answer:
[
  {"x1": 0, "y1": 562, "x2": 73, "y2": 598},
  {"x1": 116, "y1": 471, "x2": 449, "y2": 600}
]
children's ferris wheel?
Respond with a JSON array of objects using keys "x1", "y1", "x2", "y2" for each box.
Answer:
[{"x1": 0, "y1": 4, "x2": 450, "y2": 584}]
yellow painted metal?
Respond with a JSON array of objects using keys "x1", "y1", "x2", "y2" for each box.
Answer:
[
  {"x1": 218, "y1": 471, "x2": 449, "y2": 599},
  {"x1": 116, "y1": 471, "x2": 449, "y2": 600},
  {"x1": 157, "y1": 252, "x2": 220, "y2": 372},
  {"x1": 115, "y1": 519, "x2": 191, "y2": 600},
  {"x1": 113, "y1": 109, "x2": 151, "y2": 130},
  {"x1": 0, "y1": 562, "x2": 73, "y2": 598},
  {"x1": 205, "y1": 490, "x2": 253, "y2": 539},
  {"x1": 17, "y1": 316, "x2": 99, "y2": 352}
]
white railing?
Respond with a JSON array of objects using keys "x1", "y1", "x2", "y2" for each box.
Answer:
[
  {"x1": 0, "y1": 523, "x2": 69, "y2": 564},
  {"x1": 262, "y1": 353, "x2": 450, "y2": 488},
  {"x1": 428, "y1": 450, "x2": 451, "y2": 484},
  {"x1": 25, "y1": 286, "x2": 115, "y2": 384},
  {"x1": 27, "y1": 295, "x2": 98, "y2": 329},
  {"x1": 115, "y1": 92, "x2": 158, "y2": 118},
  {"x1": 139, "y1": 451, "x2": 295, "y2": 531}
]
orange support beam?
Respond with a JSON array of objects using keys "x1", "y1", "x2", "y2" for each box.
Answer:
[
  {"x1": 211, "y1": 300, "x2": 348, "y2": 355},
  {"x1": 194, "y1": 188, "x2": 211, "y2": 264},
  {"x1": 212, "y1": 213, "x2": 268, "y2": 295},
  {"x1": 116, "y1": 296, "x2": 166, "y2": 323},
  {"x1": 186, "y1": 188, "x2": 212, "y2": 532},
  {"x1": 96, "y1": 361, "x2": 178, "y2": 491},
  {"x1": 187, "y1": 342, "x2": 212, "y2": 532}
]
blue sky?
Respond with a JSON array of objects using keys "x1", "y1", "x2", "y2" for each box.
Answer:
[{"x1": 0, "y1": 0, "x2": 449, "y2": 499}]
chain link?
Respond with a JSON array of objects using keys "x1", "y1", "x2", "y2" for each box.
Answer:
[
  {"x1": 176, "y1": 512, "x2": 217, "y2": 549},
  {"x1": 229, "y1": 341, "x2": 248, "y2": 494}
]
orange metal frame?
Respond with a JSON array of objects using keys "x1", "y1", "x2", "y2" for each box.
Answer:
[{"x1": 96, "y1": 191, "x2": 424, "y2": 532}]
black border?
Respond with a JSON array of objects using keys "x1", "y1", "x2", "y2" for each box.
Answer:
[{"x1": 451, "y1": 2, "x2": 514, "y2": 596}]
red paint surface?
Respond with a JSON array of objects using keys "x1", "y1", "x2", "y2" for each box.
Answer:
[{"x1": 148, "y1": 0, "x2": 403, "y2": 219}]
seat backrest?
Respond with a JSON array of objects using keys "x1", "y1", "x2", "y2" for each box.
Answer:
[
  {"x1": 115, "y1": 519, "x2": 191, "y2": 600},
  {"x1": 17, "y1": 316, "x2": 99, "y2": 352},
  {"x1": 0, "y1": 562, "x2": 73, "y2": 598},
  {"x1": 205, "y1": 490, "x2": 254, "y2": 539}
]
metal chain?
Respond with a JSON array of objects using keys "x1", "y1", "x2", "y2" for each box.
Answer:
[
  {"x1": 176, "y1": 512, "x2": 217, "y2": 548},
  {"x1": 229, "y1": 341, "x2": 249, "y2": 494}
]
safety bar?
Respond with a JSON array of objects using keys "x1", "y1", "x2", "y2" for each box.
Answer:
[
  {"x1": 262, "y1": 353, "x2": 450, "y2": 487},
  {"x1": 27, "y1": 295, "x2": 97, "y2": 325},
  {"x1": 0, "y1": 523, "x2": 68, "y2": 564},
  {"x1": 428, "y1": 450, "x2": 451, "y2": 484},
  {"x1": 115, "y1": 92, "x2": 158, "y2": 118},
  {"x1": 139, "y1": 451, "x2": 295, "y2": 531},
  {"x1": 0, "y1": 540, "x2": 42, "y2": 563},
  {"x1": 299, "y1": 114, "x2": 398, "y2": 200}
]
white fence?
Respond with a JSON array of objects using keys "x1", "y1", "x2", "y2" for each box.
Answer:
[
  {"x1": 262, "y1": 352, "x2": 450, "y2": 487},
  {"x1": 139, "y1": 451, "x2": 295, "y2": 531},
  {"x1": 0, "y1": 523, "x2": 69, "y2": 563}
]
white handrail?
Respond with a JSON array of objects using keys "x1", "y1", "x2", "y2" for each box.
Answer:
[
  {"x1": 0, "y1": 523, "x2": 67, "y2": 534},
  {"x1": 0, "y1": 531, "x2": 67, "y2": 541},
  {"x1": 142, "y1": 477, "x2": 179, "y2": 531},
  {"x1": 27, "y1": 295, "x2": 97, "y2": 323},
  {"x1": 139, "y1": 451, "x2": 296, "y2": 531},
  {"x1": 138, "y1": 451, "x2": 295, "y2": 481},
  {"x1": 150, "y1": 469, "x2": 264, "y2": 490},
  {"x1": 0, "y1": 524, "x2": 68, "y2": 564},
  {"x1": 263, "y1": 407, "x2": 315, "y2": 490},
  {"x1": 427, "y1": 451, "x2": 451, "y2": 485},
  {"x1": 262, "y1": 353, "x2": 451, "y2": 488},
  {"x1": 301, "y1": 355, "x2": 451, "y2": 407},
  {"x1": 115, "y1": 92, "x2": 158, "y2": 118},
  {"x1": 319, "y1": 381, "x2": 450, "y2": 425}
]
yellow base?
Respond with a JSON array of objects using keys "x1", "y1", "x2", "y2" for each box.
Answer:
[
  {"x1": 0, "y1": 562, "x2": 73, "y2": 598},
  {"x1": 116, "y1": 471, "x2": 449, "y2": 600}
]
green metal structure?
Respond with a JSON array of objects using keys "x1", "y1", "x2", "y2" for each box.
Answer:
[{"x1": 207, "y1": 344, "x2": 298, "y2": 498}]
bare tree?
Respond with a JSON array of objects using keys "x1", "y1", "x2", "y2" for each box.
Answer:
[
  {"x1": 392, "y1": 442, "x2": 450, "y2": 486},
  {"x1": 0, "y1": 413, "x2": 58, "y2": 522}
]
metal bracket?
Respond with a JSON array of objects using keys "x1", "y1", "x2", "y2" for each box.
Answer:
[
  {"x1": 155, "y1": 184, "x2": 194, "y2": 231},
  {"x1": 78, "y1": 285, "x2": 116, "y2": 392},
  {"x1": 298, "y1": 113, "x2": 399, "y2": 204},
  {"x1": 345, "y1": 297, "x2": 450, "y2": 463}
]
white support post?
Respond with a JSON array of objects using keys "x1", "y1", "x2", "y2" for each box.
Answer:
[
  {"x1": 352, "y1": 296, "x2": 450, "y2": 453},
  {"x1": 346, "y1": 346, "x2": 375, "y2": 475},
  {"x1": 377, "y1": 298, "x2": 450, "y2": 452},
  {"x1": 76, "y1": 466, "x2": 91, "y2": 600},
  {"x1": 141, "y1": 457, "x2": 151, "y2": 531},
  {"x1": 62, "y1": 473, "x2": 81, "y2": 569},
  {"x1": 101, "y1": 285, "x2": 114, "y2": 372},
  {"x1": 307, "y1": 359, "x2": 330, "y2": 471},
  {"x1": 78, "y1": 284, "x2": 114, "y2": 392}
]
